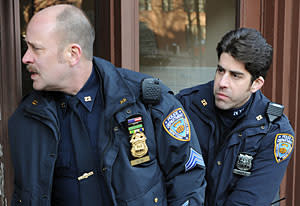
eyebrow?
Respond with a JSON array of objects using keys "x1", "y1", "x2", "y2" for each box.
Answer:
[
  {"x1": 24, "y1": 39, "x2": 43, "y2": 49},
  {"x1": 217, "y1": 64, "x2": 244, "y2": 76}
]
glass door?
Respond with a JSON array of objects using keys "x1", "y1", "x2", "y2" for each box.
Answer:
[{"x1": 139, "y1": 0, "x2": 236, "y2": 93}]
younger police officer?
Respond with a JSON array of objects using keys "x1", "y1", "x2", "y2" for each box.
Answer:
[
  {"x1": 8, "y1": 4, "x2": 206, "y2": 206},
  {"x1": 176, "y1": 28, "x2": 295, "y2": 205}
]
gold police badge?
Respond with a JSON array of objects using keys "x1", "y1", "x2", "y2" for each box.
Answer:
[{"x1": 130, "y1": 132, "x2": 148, "y2": 158}]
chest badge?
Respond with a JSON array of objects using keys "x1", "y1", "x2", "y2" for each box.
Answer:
[
  {"x1": 130, "y1": 132, "x2": 148, "y2": 158},
  {"x1": 127, "y1": 115, "x2": 150, "y2": 166},
  {"x1": 233, "y1": 153, "x2": 253, "y2": 176}
]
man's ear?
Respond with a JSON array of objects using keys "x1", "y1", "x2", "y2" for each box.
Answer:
[
  {"x1": 64, "y1": 44, "x2": 82, "y2": 66},
  {"x1": 250, "y1": 76, "x2": 264, "y2": 93}
]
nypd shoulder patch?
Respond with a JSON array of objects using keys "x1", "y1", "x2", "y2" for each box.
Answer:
[
  {"x1": 163, "y1": 108, "x2": 191, "y2": 141},
  {"x1": 274, "y1": 133, "x2": 294, "y2": 163},
  {"x1": 185, "y1": 148, "x2": 205, "y2": 172}
]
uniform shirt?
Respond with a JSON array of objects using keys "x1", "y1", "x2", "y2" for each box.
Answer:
[{"x1": 52, "y1": 67, "x2": 111, "y2": 205}]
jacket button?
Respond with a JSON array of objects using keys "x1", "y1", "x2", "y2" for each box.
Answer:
[
  {"x1": 126, "y1": 109, "x2": 131, "y2": 114},
  {"x1": 154, "y1": 197, "x2": 158, "y2": 203},
  {"x1": 261, "y1": 125, "x2": 265, "y2": 129},
  {"x1": 217, "y1": 161, "x2": 222, "y2": 166},
  {"x1": 114, "y1": 126, "x2": 119, "y2": 132},
  {"x1": 102, "y1": 167, "x2": 107, "y2": 172},
  {"x1": 60, "y1": 102, "x2": 66, "y2": 108},
  {"x1": 238, "y1": 133, "x2": 242, "y2": 137},
  {"x1": 49, "y1": 154, "x2": 56, "y2": 158}
]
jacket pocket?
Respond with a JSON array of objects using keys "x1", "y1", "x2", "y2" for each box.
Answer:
[
  {"x1": 118, "y1": 179, "x2": 167, "y2": 206},
  {"x1": 11, "y1": 186, "x2": 31, "y2": 206}
]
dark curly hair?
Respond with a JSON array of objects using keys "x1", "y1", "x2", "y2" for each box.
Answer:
[{"x1": 216, "y1": 28, "x2": 273, "y2": 82}]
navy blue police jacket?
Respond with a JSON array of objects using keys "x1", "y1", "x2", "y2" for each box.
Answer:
[
  {"x1": 176, "y1": 81, "x2": 295, "y2": 206},
  {"x1": 8, "y1": 57, "x2": 206, "y2": 206}
]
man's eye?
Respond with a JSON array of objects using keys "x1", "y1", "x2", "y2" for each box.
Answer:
[
  {"x1": 217, "y1": 67, "x2": 224, "y2": 73},
  {"x1": 232, "y1": 73, "x2": 241, "y2": 79}
]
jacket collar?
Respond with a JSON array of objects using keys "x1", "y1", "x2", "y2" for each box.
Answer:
[
  {"x1": 93, "y1": 57, "x2": 136, "y2": 117},
  {"x1": 75, "y1": 67, "x2": 99, "y2": 112},
  {"x1": 24, "y1": 57, "x2": 137, "y2": 119},
  {"x1": 190, "y1": 81, "x2": 269, "y2": 128},
  {"x1": 191, "y1": 81, "x2": 217, "y2": 121}
]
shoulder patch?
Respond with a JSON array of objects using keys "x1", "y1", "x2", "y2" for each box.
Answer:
[
  {"x1": 163, "y1": 108, "x2": 191, "y2": 141},
  {"x1": 185, "y1": 148, "x2": 205, "y2": 171},
  {"x1": 274, "y1": 133, "x2": 294, "y2": 163},
  {"x1": 181, "y1": 200, "x2": 190, "y2": 206}
]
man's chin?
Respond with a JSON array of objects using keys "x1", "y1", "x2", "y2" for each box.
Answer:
[
  {"x1": 215, "y1": 100, "x2": 232, "y2": 110},
  {"x1": 32, "y1": 83, "x2": 44, "y2": 91}
]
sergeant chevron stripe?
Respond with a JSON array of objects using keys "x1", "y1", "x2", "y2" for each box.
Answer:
[{"x1": 185, "y1": 148, "x2": 205, "y2": 171}]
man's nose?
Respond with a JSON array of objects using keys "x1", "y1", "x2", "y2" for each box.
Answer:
[
  {"x1": 22, "y1": 49, "x2": 34, "y2": 64},
  {"x1": 219, "y1": 73, "x2": 230, "y2": 87}
]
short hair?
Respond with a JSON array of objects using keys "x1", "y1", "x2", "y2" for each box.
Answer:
[
  {"x1": 55, "y1": 5, "x2": 95, "y2": 60},
  {"x1": 216, "y1": 28, "x2": 273, "y2": 81}
]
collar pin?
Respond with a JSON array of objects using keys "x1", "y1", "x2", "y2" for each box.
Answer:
[
  {"x1": 256, "y1": 115, "x2": 263, "y2": 121},
  {"x1": 201, "y1": 99, "x2": 207, "y2": 106},
  {"x1": 84, "y1": 96, "x2": 92, "y2": 102}
]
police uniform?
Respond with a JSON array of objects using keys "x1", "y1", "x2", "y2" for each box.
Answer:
[
  {"x1": 8, "y1": 57, "x2": 206, "y2": 206},
  {"x1": 176, "y1": 81, "x2": 295, "y2": 206}
]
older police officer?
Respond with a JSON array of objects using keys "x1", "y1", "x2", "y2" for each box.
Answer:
[{"x1": 8, "y1": 4, "x2": 206, "y2": 206}]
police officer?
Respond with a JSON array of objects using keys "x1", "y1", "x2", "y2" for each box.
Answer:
[
  {"x1": 8, "y1": 4, "x2": 206, "y2": 206},
  {"x1": 176, "y1": 28, "x2": 295, "y2": 205}
]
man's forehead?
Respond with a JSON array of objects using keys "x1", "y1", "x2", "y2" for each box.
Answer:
[
  {"x1": 218, "y1": 53, "x2": 248, "y2": 74},
  {"x1": 27, "y1": 15, "x2": 56, "y2": 30},
  {"x1": 24, "y1": 21, "x2": 58, "y2": 48},
  {"x1": 218, "y1": 64, "x2": 246, "y2": 75},
  {"x1": 25, "y1": 17, "x2": 56, "y2": 40}
]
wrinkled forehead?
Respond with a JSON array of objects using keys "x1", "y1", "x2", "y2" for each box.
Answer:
[
  {"x1": 25, "y1": 14, "x2": 57, "y2": 42},
  {"x1": 24, "y1": 22, "x2": 60, "y2": 52}
]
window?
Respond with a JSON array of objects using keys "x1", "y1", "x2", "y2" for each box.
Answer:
[
  {"x1": 139, "y1": 0, "x2": 152, "y2": 11},
  {"x1": 162, "y1": 0, "x2": 172, "y2": 12},
  {"x1": 139, "y1": 0, "x2": 236, "y2": 93}
]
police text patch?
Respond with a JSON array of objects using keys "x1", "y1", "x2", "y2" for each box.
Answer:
[
  {"x1": 274, "y1": 133, "x2": 294, "y2": 163},
  {"x1": 163, "y1": 108, "x2": 191, "y2": 141}
]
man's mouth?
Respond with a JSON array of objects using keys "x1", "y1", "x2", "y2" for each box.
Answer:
[
  {"x1": 27, "y1": 65, "x2": 39, "y2": 79},
  {"x1": 216, "y1": 92, "x2": 229, "y2": 100},
  {"x1": 30, "y1": 72, "x2": 39, "y2": 79}
]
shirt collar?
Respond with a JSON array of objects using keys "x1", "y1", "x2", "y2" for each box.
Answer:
[
  {"x1": 75, "y1": 67, "x2": 99, "y2": 112},
  {"x1": 216, "y1": 94, "x2": 254, "y2": 128}
]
